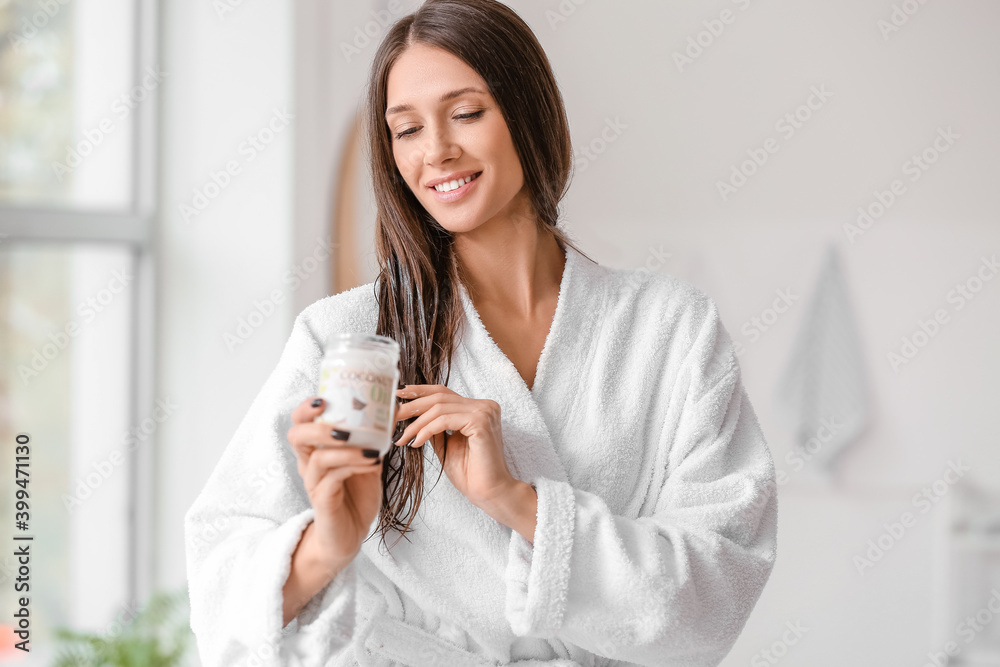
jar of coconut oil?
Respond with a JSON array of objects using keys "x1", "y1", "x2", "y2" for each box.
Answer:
[{"x1": 314, "y1": 332, "x2": 400, "y2": 456}]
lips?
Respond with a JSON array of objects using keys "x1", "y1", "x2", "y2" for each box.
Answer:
[
  {"x1": 426, "y1": 171, "x2": 482, "y2": 190},
  {"x1": 427, "y1": 170, "x2": 482, "y2": 202}
]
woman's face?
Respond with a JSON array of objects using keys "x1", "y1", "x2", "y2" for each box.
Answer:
[{"x1": 385, "y1": 43, "x2": 527, "y2": 234}]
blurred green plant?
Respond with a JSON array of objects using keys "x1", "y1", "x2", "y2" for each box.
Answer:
[{"x1": 50, "y1": 589, "x2": 192, "y2": 667}]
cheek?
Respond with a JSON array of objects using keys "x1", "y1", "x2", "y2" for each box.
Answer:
[
  {"x1": 485, "y1": 132, "x2": 522, "y2": 182},
  {"x1": 493, "y1": 152, "x2": 523, "y2": 193},
  {"x1": 392, "y1": 147, "x2": 418, "y2": 187}
]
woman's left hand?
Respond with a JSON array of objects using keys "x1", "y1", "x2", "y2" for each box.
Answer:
[{"x1": 393, "y1": 384, "x2": 517, "y2": 508}]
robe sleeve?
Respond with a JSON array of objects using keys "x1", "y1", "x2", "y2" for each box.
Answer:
[
  {"x1": 503, "y1": 295, "x2": 778, "y2": 666},
  {"x1": 183, "y1": 306, "x2": 360, "y2": 667}
]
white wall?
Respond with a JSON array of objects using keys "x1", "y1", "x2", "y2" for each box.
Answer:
[{"x1": 157, "y1": 0, "x2": 294, "y2": 592}]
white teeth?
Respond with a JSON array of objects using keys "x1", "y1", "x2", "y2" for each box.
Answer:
[{"x1": 434, "y1": 173, "x2": 477, "y2": 192}]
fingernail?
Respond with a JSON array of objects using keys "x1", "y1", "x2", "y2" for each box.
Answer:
[
  {"x1": 311, "y1": 398, "x2": 323, "y2": 408},
  {"x1": 371, "y1": 456, "x2": 382, "y2": 465},
  {"x1": 362, "y1": 449, "x2": 379, "y2": 458},
  {"x1": 331, "y1": 429, "x2": 350, "y2": 441}
]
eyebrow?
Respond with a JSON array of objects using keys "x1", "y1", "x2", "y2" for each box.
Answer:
[{"x1": 385, "y1": 87, "x2": 487, "y2": 118}]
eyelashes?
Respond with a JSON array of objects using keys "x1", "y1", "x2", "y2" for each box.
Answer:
[{"x1": 393, "y1": 110, "x2": 485, "y2": 141}]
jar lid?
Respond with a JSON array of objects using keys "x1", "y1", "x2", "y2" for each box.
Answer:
[{"x1": 324, "y1": 331, "x2": 399, "y2": 353}]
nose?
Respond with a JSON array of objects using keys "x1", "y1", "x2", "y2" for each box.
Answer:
[{"x1": 422, "y1": 122, "x2": 461, "y2": 166}]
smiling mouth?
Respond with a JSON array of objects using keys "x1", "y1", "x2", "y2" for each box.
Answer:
[{"x1": 429, "y1": 171, "x2": 482, "y2": 193}]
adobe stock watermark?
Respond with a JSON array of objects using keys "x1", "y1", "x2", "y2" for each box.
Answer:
[
  {"x1": 212, "y1": 0, "x2": 250, "y2": 20},
  {"x1": 17, "y1": 267, "x2": 134, "y2": 386},
  {"x1": 545, "y1": 0, "x2": 591, "y2": 31},
  {"x1": 853, "y1": 459, "x2": 970, "y2": 575},
  {"x1": 549, "y1": 591, "x2": 666, "y2": 662},
  {"x1": 732, "y1": 288, "x2": 798, "y2": 358},
  {"x1": 887, "y1": 253, "x2": 997, "y2": 373},
  {"x1": 843, "y1": 126, "x2": 958, "y2": 244},
  {"x1": 877, "y1": 0, "x2": 935, "y2": 41},
  {"x1": 61, "y1": 397, "x2": 179, "y2": 511},
  {"x1": 5, "y1": 0, "x2": 71, "y2": 53},
  {"x1": 737, "y1": 415, "x2": 846, "y2": 519},
  {"x1": 187, "y1": 458, "x2": 289, "y2": 554},
  {"x1": 51, "y1": 65, "x2": 167, "y2": 182},
  {"x1": 922, "y1": 590, "x2": 1000, "y2": 667},
  {"x1": 716, "y1": 85, "x2": 834, "y2": 202},
  {"x1": 672, "y1": 0, "x2": 758, "y2": 73},
  {"x1": 624, "y1": 244, "x2": 672, "y2": 290},
  {"x1": 223, "y1": 236, "x2": 336, "y2": 353},
  {"x1": 100, "y1": 600, "x2": 142, "y2": 641},
  {"x1": 54, "y1": 600, "x2": 145, "y2": 666},
  {"x1": 340, "y1": 0, "x2": 408, "y2": 63},
  {"x1": 750, "y1": 620, "x2": 809, "y2": 666},
  {"x1": 178, "y1": 107, "x2": 294, "y2": 223},
  {"x1": 572, "y1": 117, "x2": 628, "y2": 174},
  {"x1": 775, "y1": 416, "x2": 845, "y2": 483}
]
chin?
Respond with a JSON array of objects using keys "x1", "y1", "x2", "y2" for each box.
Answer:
[{"x1": 433, "y1": 215, "x2": 485, "y2": 234}]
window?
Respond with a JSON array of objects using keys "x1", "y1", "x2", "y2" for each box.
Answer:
[{"x1": 0, "y1": 0, "x2": 157, "y2": 661}]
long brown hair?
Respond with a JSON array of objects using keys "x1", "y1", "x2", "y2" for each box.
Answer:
[{"x1": 363, "y1": 0, "x2": 593, "y2": 553}]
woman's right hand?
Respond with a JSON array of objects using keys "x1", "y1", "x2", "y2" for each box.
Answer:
[{"x1": 287, "y1": 397, "x2": 384, "y2": 572}]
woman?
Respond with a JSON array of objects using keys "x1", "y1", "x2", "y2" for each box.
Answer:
[{"x1": 184, "y1": 1, "x2": 777, "y2": 665}]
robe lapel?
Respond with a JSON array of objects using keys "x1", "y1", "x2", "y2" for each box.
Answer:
[{"x1": 448, "y1": 245, "x2": 588, "y2": 487}]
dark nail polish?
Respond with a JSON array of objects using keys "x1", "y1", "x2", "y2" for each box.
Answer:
[
  {"x1": 331, "y1": 429, "x2": 350, "y2": 441},
  {"x1": 371, "y1": 456, "x2": 382, "y2": 465},
  {"x1": 362, "y1": 448, "x2": 379, "y2": 458},
  {"x1": 311, "y1": 398, "x2": 323, "y2": 408}
]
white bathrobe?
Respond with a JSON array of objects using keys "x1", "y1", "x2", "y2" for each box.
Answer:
[{"x1": 184, "y1": 244, "x2": 778, "y2": 667}]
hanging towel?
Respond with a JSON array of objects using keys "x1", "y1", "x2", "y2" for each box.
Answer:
[
  {"x1": 773, "y1": 242, "x2": 871, "y2": 472},
  {"x1": 184, "y1": 243, "x2": 778, "y2": 666}
]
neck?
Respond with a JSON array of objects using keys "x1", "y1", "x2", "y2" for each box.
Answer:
[{"x1": 453, "y1": 207, "x2": 565, "y2": 318}]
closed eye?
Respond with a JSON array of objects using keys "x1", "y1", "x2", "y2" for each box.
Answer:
[{"x1": 394, "y1": 110, "x2": 485, "y2": 141}]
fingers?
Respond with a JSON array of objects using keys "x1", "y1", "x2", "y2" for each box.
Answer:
[
  {"x1": 305, "y1": 447, "x2": 382, "y2": 491},
  {"x1": 395, "y1": 384, "x2": 453, "y2": 401},
  {"x1": 394, "y1": 404, "x2": 464, "y2": 448},
  {"x1": 310, "y1": 462, "x2": 382, "y2": 513},
  {"x1": 288, "y1": 422, "x2": 359, "y2": 467},
  {"x1": 393, "y1": 392, "x2": 463, "y2": 424},
  {"x1": 288, "y1": 401, "x2": 363, "y2": 472},
  {"x1": 292, "y1": 396, "x2": 327, "y2": 425},
  {"x1": 409, "y1": 415, "x2": 463, "y2": 451}
]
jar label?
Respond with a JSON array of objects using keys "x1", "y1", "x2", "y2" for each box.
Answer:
[{"x1": 317, "y1": 355, "x2": 397, "y2": 443}]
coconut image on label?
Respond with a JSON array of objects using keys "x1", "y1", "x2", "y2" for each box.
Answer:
[{"x1": 318, "y1": 372, "x2": 367, "y2": 428}]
